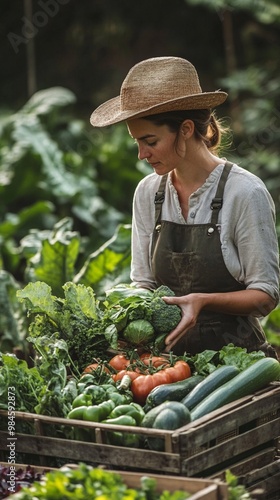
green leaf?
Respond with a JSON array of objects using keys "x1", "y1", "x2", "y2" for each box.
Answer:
[
  {"x1": 218, "y1": 344, "x2": 265, "y2": 370},
  {"x1": 75, "y1": 224, "x2": 132, "y2": 291},
  {"x1": 0, "y1": 270, "x2": 27, "y2": 352},
  {"x1": 63, "y1": 281, "x2": 98, "y2": 320},
  {"x1": 12, "y1": 115, "x2": 79, "y2": 198},
  {"x1": 17, "y1": 281, "x2": 61, "y2": 322},
  {"x1": 20, "y1": 87, "x2": 76, "y2": 115},
  {"x1": 26, "y1": 218, "x2": 80, "y2": 296}
]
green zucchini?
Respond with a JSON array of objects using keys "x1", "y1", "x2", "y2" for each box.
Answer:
[
  {"x1": 191, "y1": 357, "x2": 280, "y2": 421},
  {"x1": 145, "y1": 375, "x2": 205, "y2": 410},
  {"x1": 181, "y1": 365, "x2": 240, "y2": 411}
]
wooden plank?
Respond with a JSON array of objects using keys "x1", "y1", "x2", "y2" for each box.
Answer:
[
  {"x1": 0, "y1": 431, "x2": 181, "y2": 473},
  {"x1": 239, "y1": 459, "x2": 280, "y2": 485},
  {"x1": 181, "y1": 420, "x2": 279, "y2": 476},
  {"x1": 208, "y1": 447, "x2": 277, "y2": 480},
  {"x1": 246, "y1": 473, "x2": 280, "y2": 497},
  {"x1": 178, "y1": 390, "x2": 280, "y2": 455},
  {"x1": 111, "y1": 470, "x2": 228, "y2": 499}
]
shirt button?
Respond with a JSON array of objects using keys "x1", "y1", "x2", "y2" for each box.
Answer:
[{"x1": 190, "y1": 211, "x2": 196, "y2": 218}]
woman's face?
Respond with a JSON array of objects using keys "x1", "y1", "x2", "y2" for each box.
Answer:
[{"x1": 127, "y1": 118, "x2": 185, "y2": 175}]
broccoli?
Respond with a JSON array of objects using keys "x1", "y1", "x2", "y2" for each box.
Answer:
[
  {"x1": 150, "y1": 286, "x2": 181, "y2": 335},
  {"x1": 153, "y1": 285, "x2": 176, "y2": 299}
]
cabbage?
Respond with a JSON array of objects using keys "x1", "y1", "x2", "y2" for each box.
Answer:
[{"x1": 123, "y1": 319, "x2": 155, "y2": 345}]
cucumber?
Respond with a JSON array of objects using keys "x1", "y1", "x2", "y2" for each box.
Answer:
[
  {"x1": 181, "y1": 365, "x2": 240, "y2": 411},
  {"x1": 191, "y1": 357, "x2": 280, "y2": 421},
  {"x1": 145, "y1": 375, "x2": 205, "y2": 410}
]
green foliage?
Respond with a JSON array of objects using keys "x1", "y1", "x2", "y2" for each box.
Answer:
[
  {"x1": 17, "y1": 281, "x2": 119, "y2": 371},
  {"x1": 184, "y1": 344, "x2": 266, "y2": 376},
  {"x1": 1, "y1": 2, "x2": 279, "y2": 357},
  {"x1": 262, "y1": 305, "x2": 280, "y2": 347},
  {"x1": 225, "y1": 469, "x2": 252, "y2": 499},
  {"x1": 10, "y1": 463, "x2": 190, "y2": 499},
  {"x1": 0, "y1": 270, "x2": 27, "y2": 353},
  {"x1": 103, "y1": 284, "x2": 182, "y2": 349},
  {"x1": 0, "y1": 87, "x2": 136, "y2": 283},
  {"x1": 184, "y1": 0, "x2": 280, "y2": 24},
  {"x1": 0, "y1": 334, "x2": 75, "y2": 417}
]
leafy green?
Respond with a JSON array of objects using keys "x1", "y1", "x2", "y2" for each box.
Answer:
[
  {"x1": 10, "y1": 463, "x2": 190, "y2": 499},
  {"x1": 218, "y1": 344, "x2": 265, "y2": 370},
  {"x1": 0, "y1": 270, "x2": 28, "y2": 352},
  {"x1": 225, "y1": 470, "x2": 252, "y2": 499},
  {"x1": 123, "y1": 319, "x2": 155, "y2": 345},
  {"x1": 103, "y1": 284, "x2": 182, "y2": 348},
  {"x1": 185, "y1": 344, "x2": 266, "y2": 376},
  {"x1": 17, "y1": 281, "x2": 118, "y2": 370},
  {"x1": 0, "y1": 333, "x2": 77, "y2": 417},
  {"x1": 0, "y1": 353, "x2": 44, "y2": 413}
]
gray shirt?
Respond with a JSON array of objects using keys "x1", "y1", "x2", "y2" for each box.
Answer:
[{"x1": 131, "y1": 163, "x2": 279, "y2": 305}]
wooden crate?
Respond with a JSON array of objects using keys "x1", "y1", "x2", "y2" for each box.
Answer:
[
  {"x1": 1, "y1": 464, "x2": 228, "y2": 500},
  {"x1": 0, "y1": 383, "x2": 279, "y2": 493},
  {"x1": 174, "y1": 382, "x2": 280, "y2": 477}
]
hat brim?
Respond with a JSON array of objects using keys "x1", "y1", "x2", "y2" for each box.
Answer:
[{"x1": 90, "y1": 91, "x2": 228, "y2": 127}]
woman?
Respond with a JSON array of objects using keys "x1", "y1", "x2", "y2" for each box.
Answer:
[{"x1": 90, "y1": 56, "x2": 279, "y2": 357}]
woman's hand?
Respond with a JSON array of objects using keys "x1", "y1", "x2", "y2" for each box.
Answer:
[
  {"x1": 162, "y1": 293, "x2": 204, "y2": 352},
  {"x1": 161, "y1": 289, "x2": 276, "y2": 352}
]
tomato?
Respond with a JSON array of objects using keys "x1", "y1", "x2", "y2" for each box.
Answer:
[
  {"x1": 83, "y1": 363, "x2": 110, "y2": 374},
  {"x1": 108, "y1": 354, "x2": 131, "y2": 371},
  {"x1": 131, "y1": 370, "x2": 173, "y2": 405},
  {"x1": 112, "y1": 370, "x2": 140, "y2": 382},
  {"x1": 164, "y1": 360, "x2": 191, "y2": 382},
  {"x1": 140, "y1": 353, "x2": 170, "y2": 368},
  {"x1": 130, "y1": 360, "x2": 191, "y2": 404}
]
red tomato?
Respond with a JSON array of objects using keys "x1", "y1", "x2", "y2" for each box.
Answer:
[
  {"x1": 83, "y1": 363, "x2": 110, "y2": 374},
  {"x1": 131, "y1": 370, "x2": 173, "y2": 404},
  {"x1": 108, "y1": 354, "x2": 130, "y2": 371},
  {"x1": 131, "y1": 360, "x2": 191, "y2": 404},
  {"x1": 164, "y1": 360, "x2": 191, "y2": 382},
  {"x1": 112, "y1": 369, "x2": 141, "y2": 382},
  {"x1": 140, "y1": 353, "x2": 170, "y2": 368}
]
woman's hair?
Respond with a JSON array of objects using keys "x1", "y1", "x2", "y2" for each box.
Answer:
[{"x1": 143, "y1": 109, "x2": 230, "y2": 154}]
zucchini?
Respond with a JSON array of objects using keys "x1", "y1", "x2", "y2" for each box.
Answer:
[
  {"x1": 181, "y1": 365, "x2": 240, "y2": 411},
  {"x1": 191, "y1": 357, "x2": 280, "y2": 421},
  {"x1": 145, "y1": 375, "x2": 204, "y2": 410}
]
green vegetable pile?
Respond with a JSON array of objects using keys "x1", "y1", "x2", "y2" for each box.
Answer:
[
  {"x1": 16, "y1": 282, "x2": 182, "y2": 371},
  {"x1": 0, "y1": 334, "x2": 78, "y2": 418},
  {"x1": 103, "y1": 283, "x2": 182, "y2": 349},
  {"x1": 10, "y1": 463, "x2": 190, "y2": 500},
  {"x1": 17, "y1": 281, "x2": 119, "y2": 371}
]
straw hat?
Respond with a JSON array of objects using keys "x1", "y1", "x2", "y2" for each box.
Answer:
[{"x1": 90, "y1": 56, "x2": 228, "y2": 127}]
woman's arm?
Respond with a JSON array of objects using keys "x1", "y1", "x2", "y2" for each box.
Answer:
[{"x1": 163, "y1": 289, "x2": 276, "y2": 351}]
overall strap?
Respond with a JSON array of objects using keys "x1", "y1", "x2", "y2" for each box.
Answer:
[
  {"x1": 210, "y1": 161, "x2": 233, "y2": 224},
  {"x1": 154, "y1": 173, "x2": 168, "y2": 228}
]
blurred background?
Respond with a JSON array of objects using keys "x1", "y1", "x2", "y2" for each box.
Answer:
[{"x1": 0, "y1": 0, "x2": 279, "y2": 353}]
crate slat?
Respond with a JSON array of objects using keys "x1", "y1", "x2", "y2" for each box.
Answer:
[
  {"x1": 0, "y1": 431, "x2": 181, "y2": 473},
  {"x1": 181, "y1": 419, "x2": 279, "y2": 476}
]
